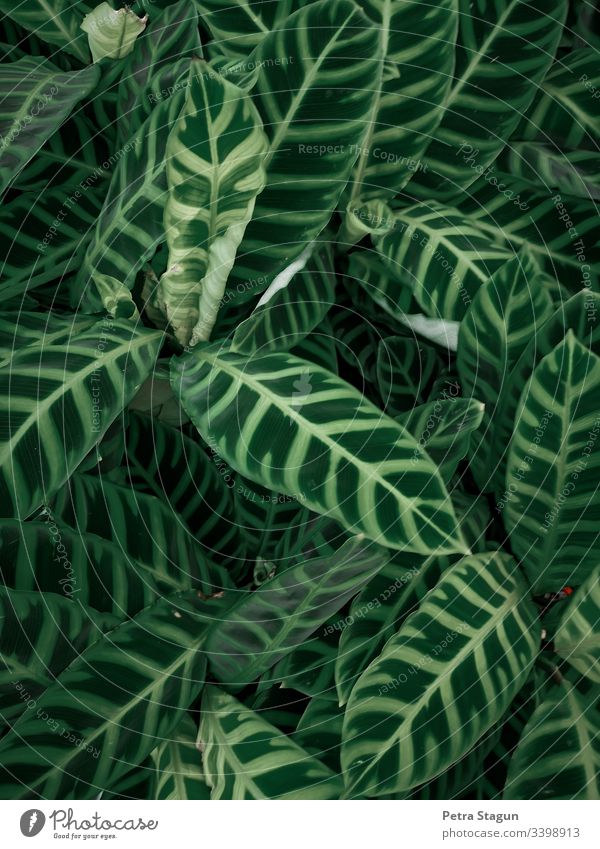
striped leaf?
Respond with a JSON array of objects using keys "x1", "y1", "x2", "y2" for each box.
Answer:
[
  {"x1": 205, "y1": 536, "x2": 390, "y2": 686},
  {"x1": 172, "y1": 347, "x2": 466, "y2": 554},
  {"x1": 329, "y1": 307, "x2": 381, "y2": 385},
  {"x1": 505, "y1": 332, "x2": 600, "y2": 592},
  {"x1": 0, "y1": 591, "x2": 225, "y2": 799},
  {"x1": 555, "y1": 566, "x2": 600, "y2": 684},
  {"x1": 0, "y1": 312, "x2": 95, "y2": 362},
  {"x1": 345, "y1": 0, "x2": 458, "y2": 201},
  {"x1": 398, "y1": 398, "x2": 485, "y2": 483},
  {"x1": 293, "y1": 697, "x2": 344, "y2": 772},
  {"x1": 231, "y1": 246, "x2": 336, "y2": 355},
  {"x1": 0, "y1": 518, "x2": 158, "y2": 617},
  {"x1": 414, "y1": 0, "x2": 567, "y2": 198},
  {"x1": 77, "y1": 89, "x2": 186, "y2": 312},
  {"x1": 0, "y1": 0, "x2": 91, "y2": 61},
  {"x1": 455, "y1": 176, "x2": 600, "y2": 291},
  {"x1": 121, "y1": 412, "x2": 244, "y2": 572},
  {"x1": 335, "y1": 552, "x2": 449, "y2": 706},
  {"x1": 457, "y1": 251, "x2": 555, "y2": 490},
  {"x1": 152, "y1": 714, "x2": 210, "y2": 800},
  {"x1": 0, "y1": 182, "x2": 105, "y2": 300},
  {"x1": 341, "y1": 551, "x2": 540, "y2": 796},
  {"x1": 234, "y1": 475, "x2": 306, "y2": 562},
  {"x1": 0, "y1": 57, "x2": 99, "y2": 193},
  {"x1": 81, "y1": 3, "x2": 146, "y2": 63},
  {"x1": 117, "y1": 1, "x2": 202, "y2": 145},
  {"x1": 346, "y1": 250, "x2": 417, "y2": 326},
  {"x1": 266, "y1": 619, "x2": 340, "y2": 698},
  {"x1": 504, "y1": 683, "x2": 600, "y2": 800},
  {"x1": 491, "y1": 291, "x2": 600, "y2": 493},
  {"x1": 199, "y1": 685, "x2": 344, "y2": 799},
  {"x1": 51, "y1": 472, "x2": 229, "y2": 595},
  {"x1": 157, "y1": 61, "x2": 268, "y2": 346},
  {"x1": 515, "y1": 49, "x2": 600, "y2": 151},
  {"x1": 376, "y1": 336, "x2": 442, "y2": 415},
  {"x1": 498, "y1": 143, "x2": 600, "y2": 201},
  {"x1": 374, "y1": 203, "x2": 511, "y2": 320},
  {"x1": 195, "y1": 0, "x2": 302, "y2": 59},
  {"x1": 0, "y1": 587, "x2": 117, "y2": 727},
  {"x1": 228, "y1": 0, "x2": 383, "y2": 296},
  {"x1": 0, "y1": 319, "x2": 161, "y2": 519}
]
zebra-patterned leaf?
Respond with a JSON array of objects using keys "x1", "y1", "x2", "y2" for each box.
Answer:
[
  {"x1": 117, "y1": 1, "x2": 202, "y2": 145},
  {"x1": 195, "y1": 0, "x2": 301, "y2": 59},
  {"x1": 0, "y1": 518, "x2": 158, "y2": 617},
  {"x1": 0, "y1": 587, "x2": 117, "y2": 726},
  {"x1": 199, "y1": 685, "x2": 344, "y2": 799},
  {"x1": 77, "y1": 89, "x2": 186, "y2": 312},
  {"x1": 234, "y1": 475, "x2": 306, "y2": 563},
  {"x1": 345, "y1": 0, "x2": 457, "y2": 202},
  {"x1": 231, "y1": 246, "x2": 336, "y2": 355},
  {"x1": 293, "y1": 697, "x2": 344, "y2": 772},
  {"x1": 157, "y1": 61, "x2": 268, "y2": 345},
  {"x1": 505, "y1": 332, "x2": 600, "y2": 592},
  {"x1": 51, "y1": 472, "x2": 229, "y2": 596},
  {"x1": 555, "y1": 566, "x2": 600, "y2": 684},
  {"x1": 0, "y1": 319, "x2": 161, "y2": 520},
  {"x1": 514, "y1": 49, "x2": 600, "y2": 151},
  {"x1": 228, "y1": 0, "x2": 383, "y2": 297},
  {"x1": 205, "y1": 536, "x2": 390, "y2": 686},
  {"x1": 504, "y1": 682, "x2": 600, "y2": 800},
  {"x1": 413, "y1": 0, "x2": 567, "y2": 198},
  {"x1": 0, "y1": 0, "x2": 91, "y2": 61},
  {"x1": 457, "y1": 251, "x2": 555, "y2": 490},
  {"x1": 0, "y1": 57, "x2": 99, "y2": 193},
  {"x1": 377, "y1": 335, "x2": 442, "y2": 415},
  {"x1": 491, "y1": 291, "x2": 600, "y2": 493},
  {"x1": 267, "y1": 621, "x2": 340, "y2": 698},
  {"x1": 0, "y1": 313, "x2": 95, "y2": 363},
  {"x1": 497, "y1": 143, "x2": 600, "y2": 201},
  {"x1": 374, "y1": 203, "x2": 511, "y2": 320},
  {"x1": 0, "y1": 591, "x2": 225, "y2": 799},
  {"x1": 152, "y1": 714, "x2": 210, "y2": 800},
  {"x1": 172, "y1": 347, "x2": 467, "y2": 554},
  {"x1": 398, "y1": 398, "x2": 485, "y2": 483},
  {"x1": 341, "y1": 551, "x2": 540, "y2": 796},
  {"x1": 346, "y1": 250, "x2": 416, "y2": 326}
]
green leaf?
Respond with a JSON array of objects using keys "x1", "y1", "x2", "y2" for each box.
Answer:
[
  {"x1": 51, "y1": 472, "x2": 229, "y2": 595},
  {"x1": 117, "y1": 1, "x2": 202, "y2": 144},
  {"x1": 205, "y1": 536, "x2": 389, "y2": 686},
  {"x1": 231, "y1": 246, "x2": 336, "y2": 355},
  {"x1": 195, "y1": 0, "x2": 301, "y2": 59},
  {"x1": 0, "y1": 319, "x2": 161, "y2": 519},
  {"x1": 156, "y1": 60, "x2": 268, "y2": 345},
  {"x1": 0, "y1": 517, "x2": 158, "y2": 617},
  {"x1": 81, "y1": 2, "x2": 147, "y2": 63},
  {"x1": 398, "y1": 397, "x2": 485, "y2": 483},
  {"x1": 233, "y1": 475, "x2": 306, "y2": 562},
  {"x1": 77, "y1": 89, "x2": 186, "y2": 311},
  {"x1": 268, "y1": 624, "x2": 339, "y2": 698},
  {"x1": 504, "y1": 682, "x2": 600, "y2": 800},
  {"x1": 374, "y1": 203, "x2": 511, "y2": 320},
  {"x1": 0, "y1": 591, "x2": 225, "y2": 799},
  {"x1": 376, "y1": 335, "x2": 442, "y2": 415},
  {"x1": 555, "y1": 567, "x2": 600, "y2": 684},
  {"x1": 505, "y1": 332, "x2": 600, "y2": 592},
  {"x1": 457, "y1": 251, "x2": 555, "y2": 490},
  {"x1": 172, "y1": 347, "x2": 466, "y2": 554},
  {"x1": 515, "y1": 49, "x2": 600, "y2": 151},
  {"x1": 0, "y1": 57, "x2": 99, "y2": 193},
  {"x1": 498, "y1": 143, "x2": 600, "y2": 200},
  {"x1": 0, "y1": 587, "x2": 117, "y2": 726},
  {"x1": 345, "y1": 250, "x2": 416, "y2": 326},
  {"x1": 293, "y1": 697, "x2": 344, "y2": 772},
  {"x1": 199, "y1": 685, "x2": 345, "y2": 799},
  {"x1": 152, "y1": 714, "x2": 210, "y2": 800},
  {"x1": 414, "y1": 0, "x2": 567, "y2": 198},
  {"x1": 345, "y1": 0, "x2": 458, "y2": 201},
  {"x1": 0, "y1": 0, "x2": 91, "y2": 61},
  {"x1": 0, "y1": 312, "x2": 95, "y2": 362},
  {"x1": 341, "y1": 551, "x2": 540, "y2": 796},
  {"x1": 229, "y1": 0, "x2": 383, "y2": 295},
  {"x1": 491, "y1": 291, "x2": 600, "y2": 493}
]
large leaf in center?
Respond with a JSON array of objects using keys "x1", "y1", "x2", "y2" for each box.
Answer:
[
  {"x1": 228, "y1": 0, "x2": 383, "y2": 296},
  {"x1": 157, "y1": 61, "x2": 268, "y2": 346},
  {"x1": 171, "y1": 347, "x2": 465, "y2": 555}
]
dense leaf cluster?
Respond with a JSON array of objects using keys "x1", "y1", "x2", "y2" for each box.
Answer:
[{"x1": 0, "y1": 0, "x2": 598, "y2": 800}]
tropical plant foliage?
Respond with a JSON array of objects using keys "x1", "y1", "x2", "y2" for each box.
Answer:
[{"x1": 0, "y1": 0, "x2": 598, "y2": 802}]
